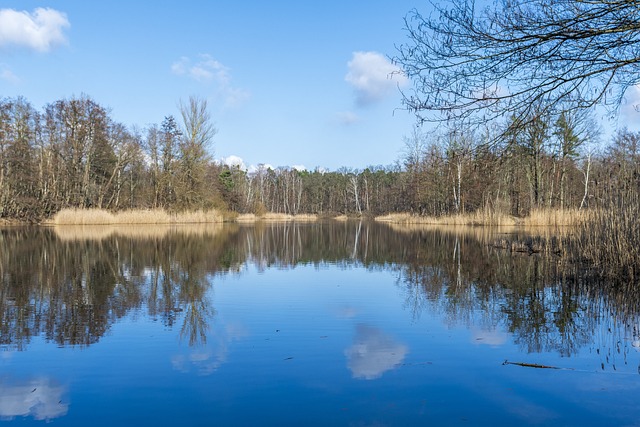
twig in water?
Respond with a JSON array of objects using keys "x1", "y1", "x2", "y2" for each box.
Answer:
[{"x1": 503, "y1": 360, "x2": 572, "y2": 370}]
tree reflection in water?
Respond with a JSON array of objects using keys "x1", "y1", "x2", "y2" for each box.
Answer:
[{"x1": 1, "y1": 222, "x2": 639, "y2": 370}]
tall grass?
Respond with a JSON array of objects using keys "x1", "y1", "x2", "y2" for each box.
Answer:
[
  {"x1": 375, "y1": 209, "x2": 520, "y2": 226},
  {"x1": 577, "y1": 198, "x2": 640, "y2": 283},
  {"x1": 49, "y1": 208, "x2": 322, "y2": 225},
  {"x1": 523, "y1": 208, "x2": 587, "y2": 227},
  {"x1": 51, "y1": 208, "x2": 224, "y2": 225},
  {"x1": 233, "y1": 212, "x2": 319, "y2": 222},
  {"x1": 376, "y1": 207, "x2": 588, "y2": 227}
]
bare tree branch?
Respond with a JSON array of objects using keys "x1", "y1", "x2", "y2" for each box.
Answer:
[{"x1": 394, "y1": 0, "x2": 640, "y2": 126}]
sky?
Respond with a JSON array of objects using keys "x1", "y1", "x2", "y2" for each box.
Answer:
[{"x1": 0, "y1": 1, "x2": 424, "y2": 171}]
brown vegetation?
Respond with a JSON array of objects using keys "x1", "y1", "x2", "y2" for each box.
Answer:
[
  {"x1": 50, "y1": 208, "x2": 225, "y2": 225},
  {"x1": 1, "y1": 93, "x2": 639, "y2": 284},
  {"x1": 577, "y1": 201, "x2": 640, "y2": 283},
  {"x1": 233, "y1": 212, "x2": 318, "y2": 223},
  {"x1": 375, "y1": 210, "x2": 520, "y2": 226}
]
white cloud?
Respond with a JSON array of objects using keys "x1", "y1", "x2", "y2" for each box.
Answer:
[
  {"x1": 0, "y1": 379, "x2": 68, "y2": 421},
  {"x1": 292, "y1": 165, "x2": 306, "y2": 172},
  {"x1": 247, "y1": 163, "x2": 275, "y2": 174},
  {"x1": 222, "y1": 155, "x2": 247, "y2": 170},
  {"x1": 344, "y1": 324, "x2": 408, "y2": 380},
  {"x1": 345, "y1": 51, "x2": 408, "y2": 106},
  {"x1": 171, "y1": 54, "x2": 250, "y2": 108},
  {"x1": 172, "y1": 54, "x2": 228, "y2": 83},
  {"x1": 0, "y1": 8, "x2": 69, "y2": 52},
  {"x1": 336, "y1": 111, "x2": 360, "y2": 126},
  {"x1": 0, "y1": 65, "x2": 19, "y2": 84},
  {"x1": 620, "y1": 84, "x2": 640, "y2": 129}
]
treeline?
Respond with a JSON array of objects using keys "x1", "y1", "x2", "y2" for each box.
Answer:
[
  {"x1": 1, "y1": 94, "x2": 639, "y2": 221},
  {"x1": 0, "y1": 95, "x2": 408, "y2": 221}
]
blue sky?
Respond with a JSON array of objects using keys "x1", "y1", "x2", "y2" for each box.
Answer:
[{"x1": 0, "y1": 1, "x2": 422, "y2": 171}]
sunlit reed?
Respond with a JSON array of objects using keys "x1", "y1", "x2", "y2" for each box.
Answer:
[
  {"x1": 233, "y1": 212, "x2": 318, "y2": 222},
  {"x1": 50, "y1": 208, "x2": 225, "y2": 225}
]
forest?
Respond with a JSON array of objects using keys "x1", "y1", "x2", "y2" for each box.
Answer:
[{"x1": 0, "y1": 94, "x2": 638, "y2": 224}]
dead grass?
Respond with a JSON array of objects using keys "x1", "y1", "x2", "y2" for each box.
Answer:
[
  {"x1": 236, "y1": 212, "x2": 318, "y2": 222},
  {"x1": 376, "y1": 208, "x2": 593, "y2": 228},
  {"x1": 235, "y1": 213, "x2": 258, "y2": 223},
  {"x1": 49, "y1": 208, "x2": 318, "y2": 225},
  {"x1": 50, "y1": 208, "x2": 225, "y2": 225},
  {"x1": 523, "y1": 208, "x2": 589, "y2": 227},
  {"x1": 375, "y1": 210, "x2": 520, "y2": 226},
  {"x1": 577, "y1": 201, "x2": 640, "y2": 282}
]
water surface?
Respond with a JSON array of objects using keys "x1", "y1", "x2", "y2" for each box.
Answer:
[{"x1": 1, "y1": 223, "x2": 639, "y2": 426}]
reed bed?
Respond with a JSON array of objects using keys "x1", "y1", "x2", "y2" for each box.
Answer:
[
  {"x1": 375, "y1": 210, "x2": 520, "y2": 226},
  {"x1": 377, "y1": 208, "x2": 591, "y2": 228},
  {"x1": 523, "y1": 208, "x2": 589, "y2": 227},
  {"x1": 235, "y1": 213, "x2": 258, "y2": 223},
  {"x1": 577, "y1": 201, "x2": 640, "y2": 282},
  {"x1": 231, "y1": 212, "x2": 318, "y2": 223},
  {"x1": 50, "y1": 208, "x2": 224, "y2": 225}
]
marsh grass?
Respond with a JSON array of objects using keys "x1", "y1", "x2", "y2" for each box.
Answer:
[
  {"x1": 524, "y1": 208, "x2": 588, "y2": 227},
  {"x1": 577, "y1": 199, "x2": 640, "y2": 282},
  {"x1": 376, "y1": 208, "x2": 588, "y2": 227},
  {"x1": 49, "y1": 208, "x2": 320, "y2": 225},
  {"x1": 50, "y1": 208, "x2": 224, "y2": 225},
  {"x1": 218, "y1": 212, "x2": 318, "y2": 223},
  {"x1": 375, "y1": 209, "x2": 520, "y2": 226}
]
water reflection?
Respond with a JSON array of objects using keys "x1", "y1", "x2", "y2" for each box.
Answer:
[
  {"x1": 345, "y1": 324, "x2": 408, "y2": 380},
  {"x1": 172, "y1": 322, "x2": 248, "y2": 376},
  {"x1": 0, "y1": 378, "x2": 67, "y2": 421},
  {"x1": 1, "y1": 222, "x2": 640, "y2": 371}
]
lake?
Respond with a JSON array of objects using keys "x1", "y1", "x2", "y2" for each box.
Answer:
[{"x1": 1, "y1": 222, "x2": 639, "y2": 426}]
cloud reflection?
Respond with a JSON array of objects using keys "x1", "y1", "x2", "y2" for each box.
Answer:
[
  {"x1": 472, "y1": 328, "x2": 508, "y2": 347},
  {"x1": 172, "y1": 322, "x2": 248, "y2": 376},
  {"x1": 0, "y1": 379, "x2": 68, "y2": 421},
  {"x1": 345, "y1": 324, "x2": 408, "y2": 380}
]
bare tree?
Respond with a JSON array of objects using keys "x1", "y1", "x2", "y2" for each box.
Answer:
[
  {"x1": 395, "y1": 0, "x2": 640, "y2": 126},
  {"x1": 178, "y1": 96, "x2": 217, "y2": 209}
]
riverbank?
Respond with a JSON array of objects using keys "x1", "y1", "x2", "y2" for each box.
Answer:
[
  {"x1": 3, "y1": 207, "x2": 589, "y2": 227},
  {"x1": 43, "y1": 208, "x2": 323, "y2": 225},
  {"x1": 374, "y1": 208, "x2": 589, "y2": 227}
]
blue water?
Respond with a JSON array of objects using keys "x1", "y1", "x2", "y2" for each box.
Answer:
[{"x1": 1, "y1": 224, "x2": 639, "y2": 426}]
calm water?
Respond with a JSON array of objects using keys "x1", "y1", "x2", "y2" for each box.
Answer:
[{"x1": 1, "y1": 222, "x2": 639, "y2": 426}]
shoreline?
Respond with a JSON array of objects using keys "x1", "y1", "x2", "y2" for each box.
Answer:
[{"x1": 1, "y1": 207, "x2": 588, "y2": 228}]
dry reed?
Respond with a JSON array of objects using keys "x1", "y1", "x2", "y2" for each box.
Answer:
[
  {"x1": 376, "y1": 208, "x2": 593, "y2": 228},
  {"x1": 577, "y1": 201, "x2": 640, "y2": 282},
  {"x1": 236, "y1": 213, "x2": 258, "y2": 223},
  {"x1": 523, "y1": 208, "x2": 588, "y2": 227},
  {"x1": 375, "y1": 210, "x2": 520, "y2": 226},
  {"x1": 223, "y1": 212, "x2": 318, "y2": 223},
  {"x1": 51, "y1": 208, "x2": 224, "y2": 225}
]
